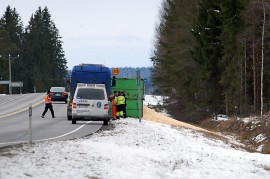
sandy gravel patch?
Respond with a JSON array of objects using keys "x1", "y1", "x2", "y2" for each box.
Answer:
[{"x1": 142, "y1": 106, "x2": 217, "y2": 135}]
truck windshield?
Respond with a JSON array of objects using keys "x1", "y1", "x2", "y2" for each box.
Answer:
[{"x1": 76, "y1": 88, "x2": 105, "y2": 100}]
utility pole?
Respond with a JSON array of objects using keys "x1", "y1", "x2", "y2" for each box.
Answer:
[
  {"x1": 9, "y1": 54, "x2": 12, "y2": 95},
  {"x1": 0, "y1": 54, "x2": 19, "y2": 95}
]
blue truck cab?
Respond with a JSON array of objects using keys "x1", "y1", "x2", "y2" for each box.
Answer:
[{"x1": 67, "y1": 64, "x2": 112, "y2": 120}]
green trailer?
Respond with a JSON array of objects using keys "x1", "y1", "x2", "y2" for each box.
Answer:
[{"x1": 111, "y1": 78, "x2": 144, "y2": 118}]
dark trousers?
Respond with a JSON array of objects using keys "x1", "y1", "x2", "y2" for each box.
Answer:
[{"x1": 42, "y1": 103, "x2": 54, "y2": 117}]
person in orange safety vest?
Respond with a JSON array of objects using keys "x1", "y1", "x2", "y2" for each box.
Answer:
[
  {"x1": 41, "y1": 90, "x2": 55, "y2": 118},
  {"x1": 110, "y1": 91, "x2": 117, "y2": 120}
]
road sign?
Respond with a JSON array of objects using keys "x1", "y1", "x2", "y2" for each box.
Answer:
[
  {"x1": 112, "y1": 68, "x2": 120, "y2": 76},
  {"x1": 11, "y1": 82, "x2": 23, "y2": 87},
  {"x1": 0, "y1": 81, "x2": 10, "y2": 85}
]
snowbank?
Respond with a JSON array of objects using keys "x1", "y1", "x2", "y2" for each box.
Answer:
[{"x1": 1, "y1": 119, "x2": 270, "y2": 179}]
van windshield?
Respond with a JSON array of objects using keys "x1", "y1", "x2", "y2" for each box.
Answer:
[{"x1": 76, "y1": 88, "x2": 105, "y2": 100}]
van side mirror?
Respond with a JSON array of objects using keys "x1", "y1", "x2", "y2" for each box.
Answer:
[{"x1": 112, "y1": 76, "x2": 116, "y2": 87}]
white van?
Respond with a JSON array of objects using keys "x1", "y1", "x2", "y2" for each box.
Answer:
[{"x1": 71, "y1": 83, "x2": 110, "y2": 125}]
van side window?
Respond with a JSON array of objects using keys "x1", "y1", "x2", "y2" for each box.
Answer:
[{"x1": 76, "y1": 88, "x2": 105, "y2": 100}]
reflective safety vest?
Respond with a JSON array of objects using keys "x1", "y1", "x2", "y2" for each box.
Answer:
[
  {"x1": 44, "y1": 94, "x2": 52, "y2": 104},
  {"x1": 116, "y1": 95, "x2": 125, "y2": 105}
]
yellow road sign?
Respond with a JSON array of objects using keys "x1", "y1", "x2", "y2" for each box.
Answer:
[{"x1": 112, "y1": 68, "x2": 120, "y2": 75}]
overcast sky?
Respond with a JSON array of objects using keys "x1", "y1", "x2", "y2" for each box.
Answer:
[{"x1": 0, "y1": 0, "x2": 163, "y2": 69}]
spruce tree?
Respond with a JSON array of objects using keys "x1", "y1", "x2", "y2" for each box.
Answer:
[
  {"x1": 0, "y1": 6, "x2": 24, "y2": 93},
  {"x1": 23, "y1": 7, "x2": 67, "y2": 92},
  {"x1": 151, "y1": 0, "x2": 199, "y2": 121},
  {"x1": 218, "y1": 0, "x2": 245, "y2": 115},
  {"x1": 191, "y1": 0, "x2": 223, "y2": 114}
]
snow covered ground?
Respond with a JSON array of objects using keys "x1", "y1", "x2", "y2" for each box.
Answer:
[
  {"x1": 1, "y1": 95, "x2": 270, "y2": 179},
  {"x1": 143, "y1": 95, "x2": 166, "y2": 106}
]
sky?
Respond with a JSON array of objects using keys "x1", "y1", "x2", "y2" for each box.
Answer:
[
  {"x1": 0, "y1": 0, "x2": 163, "y2": 69},
  {"x1": 1, "y1": 95, "x2": 270, "y2": 179}
]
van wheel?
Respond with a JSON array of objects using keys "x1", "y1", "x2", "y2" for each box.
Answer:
[
  {"x1": 103, "y1": 118, "x2": 108, "y2": 125},
  {"x1": 67, "y1": 115, "x2": 72, "y2": 120},
  {"x1": 72, "y1": 118, "x2": 76, "y2": 124}
]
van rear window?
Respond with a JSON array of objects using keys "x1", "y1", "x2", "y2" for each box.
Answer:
[{"x1": 76, "y1": 88, "x2": 105, "y2": 100}]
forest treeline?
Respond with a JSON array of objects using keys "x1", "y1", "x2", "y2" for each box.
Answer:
[
  {"x1": 0, "y1": 6, "x2": 67, "y2": 94},
  {"x1": 151, "y1": 0, "x2": 270, "y2": 122}
]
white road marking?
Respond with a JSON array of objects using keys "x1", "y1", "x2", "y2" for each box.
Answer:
[
  {"x1": 0, "y1": 121, "x2": 93, "y2": 146},
  {"x1": 0, "y1": 94, "x2": 27, "y2": 105},
  {"x1": 0, "y1": 100, "x2": 43, "y2": 119}
]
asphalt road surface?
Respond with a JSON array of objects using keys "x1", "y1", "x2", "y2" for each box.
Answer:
[{"x1": 0, "y1": 93, "x2": 105, "y2": 148}]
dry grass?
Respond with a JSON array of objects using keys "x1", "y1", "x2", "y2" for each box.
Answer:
[{"x1": 199, "y1": 117, "x2": 270, "y2": 154}]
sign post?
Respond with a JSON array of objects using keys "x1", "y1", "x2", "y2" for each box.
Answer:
[
  {"x1": 136, "y1": 70, "x2": 141, "y2": 122},
  {"x1": 111, "y1": 68, "x2": 120, "y2": 87},
  {"x1": 29, "y1": 105, "x2": 33, "y2": 146}
]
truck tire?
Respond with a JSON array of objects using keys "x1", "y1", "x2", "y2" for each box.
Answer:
[{"x1": 72, "y1": 118, "x2": 76, "y2": 124}]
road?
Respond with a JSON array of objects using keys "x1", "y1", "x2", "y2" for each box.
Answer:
[{"x1": 0, "y1": 93, "x2": 104, "y2": 148}]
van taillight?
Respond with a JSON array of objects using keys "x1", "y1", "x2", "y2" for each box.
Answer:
[
  {"x1": 104, "y1": 104, "x2": 109, "y2": 110},
  {"x1": 72, "y1": 102, "x2": 77, "y2": 108}
]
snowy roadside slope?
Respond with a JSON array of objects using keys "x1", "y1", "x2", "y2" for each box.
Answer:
[{"x1": 1, "y1": 118, "x2": 270, "y2": 179}]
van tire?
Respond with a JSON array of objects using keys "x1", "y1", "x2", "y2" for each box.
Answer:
[
  {"x1": 72, "y1": 118, "x2": 76, "y2": 124},
  {"x1": 103, "y1": 118, "x2": 108, "y2": 125}
]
